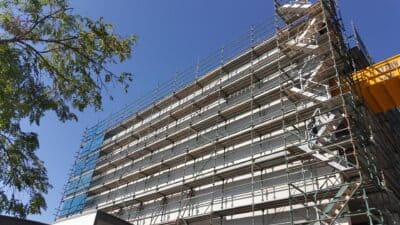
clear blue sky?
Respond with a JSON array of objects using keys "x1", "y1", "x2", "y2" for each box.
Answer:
[{"x1": 27, "y1": 0, "x2": 400, "y2": 223}]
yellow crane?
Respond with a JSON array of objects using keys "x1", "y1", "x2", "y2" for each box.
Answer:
[{"x1": 353, "y1": 54, "x2": 400, "y2": 113}]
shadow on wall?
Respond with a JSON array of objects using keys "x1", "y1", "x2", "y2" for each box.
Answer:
[
  {"x1": 0, "y1": 211, "x2": 131, "y2": 225},
  {"x1": 0, "y1": 215, "x2": 49, "y2": 225},
  {"x1": 53, "y1": 210, "x2": 131, "y2": 225}
]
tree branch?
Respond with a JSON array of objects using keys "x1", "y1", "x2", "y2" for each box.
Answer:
[
  {"x1": 16, "y1": 41, "x2": 69, "y2": 83},
  {"x1": 0, "y1": 8, "x2": 73, "y2": 44},
  {"x1": 20, "y1": 7, "x2": 73, "y2": 40}
]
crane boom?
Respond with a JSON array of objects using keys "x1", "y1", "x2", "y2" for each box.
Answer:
[{"x1": 353, "y1": 54, "x2": 400, "y2": 113}]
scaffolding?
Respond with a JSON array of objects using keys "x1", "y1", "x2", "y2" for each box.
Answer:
[{"x1": 56, "y1": 1, "x2": 400, "y2": 225}]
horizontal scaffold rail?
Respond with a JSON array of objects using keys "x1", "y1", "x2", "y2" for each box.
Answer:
[
  {"x1": 88, "y1": 27, "x2": 276, "y2": 142},
  {"x1": 146, "y1": 182, "x2": 376, "y2": 225},
  {"x1": 93, "y1": 35, "x2": 335, "y2": 177},
  {"x1": 94, "y1": 15, "x2": 328, "y2": 155},
  {"x1": 88, "y1": 95, "x2": 343, "y2": 195},
  {"x1": 92, "y1": 138, "x2": 356, "y2": 212}
]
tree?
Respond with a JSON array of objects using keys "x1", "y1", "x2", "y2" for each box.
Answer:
[{"x1": 0, "y1": 0, "x2": 136, "y2": 218}]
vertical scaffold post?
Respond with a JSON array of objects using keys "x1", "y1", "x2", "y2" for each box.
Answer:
[{"x1": 250, "y1": 24, "x2": 256, "y2": 225}]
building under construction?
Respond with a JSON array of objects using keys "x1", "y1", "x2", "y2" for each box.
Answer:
[{"x1": 55, "y1": 1, "x2": 400, "y2": 225}]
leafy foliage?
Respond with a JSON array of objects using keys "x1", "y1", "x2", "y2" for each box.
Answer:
[{"x1": 0, "y1": 0, "x2": 136, "y2": 218}]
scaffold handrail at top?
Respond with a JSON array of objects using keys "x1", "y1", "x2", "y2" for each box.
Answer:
[{"x1": 84, "y1": 17, "x2": 276, "y2": 138}]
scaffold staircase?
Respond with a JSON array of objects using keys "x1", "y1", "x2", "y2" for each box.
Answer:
[
  {"x1": 316, "y1": 182, "x2": 361, "y2": 225},
  {"x1": 275, "y1": 0, "x2": 313, "y2": 24},
  {"x1": 290, "y1": 107, "x2": 349, "y2": 173},
  {"x1": 275, "y1": 2, "x2": 363, "y2": 224},
  {"x1": 149, "y1": 197, "x2": 168, "y2": 225},
  {"x1": 287, "y1": 55, "x2": 330, "y2": 103},
  {"x1": 176, "y1": 189, "x2": 194, "y2": 224},
  {"x1": 287, "y1": 17, "x2": 319, "y2": 52}
]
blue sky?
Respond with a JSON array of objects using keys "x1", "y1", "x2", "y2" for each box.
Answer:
[{"x1": 27, "y1": 0, "x2": 400, "y2": 223}]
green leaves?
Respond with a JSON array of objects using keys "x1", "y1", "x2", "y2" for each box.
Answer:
[{"x1": 0, "y1": 0, "x2": 136, "y2": 218}]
